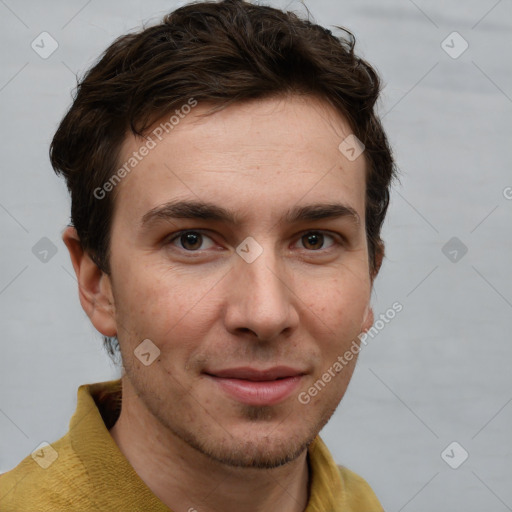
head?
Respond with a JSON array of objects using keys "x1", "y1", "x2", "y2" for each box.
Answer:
[{"x1": 52, "y1": 0, "x2": 395, "y2": 469}]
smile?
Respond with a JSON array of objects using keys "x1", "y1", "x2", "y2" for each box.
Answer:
[{"x1": 204, "y1": 366, "x2": 306, "y2": 406}]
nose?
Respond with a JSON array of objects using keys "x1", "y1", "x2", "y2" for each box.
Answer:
[{"x1": 223, "y1": 242, "x2": 299, "y2": 342}]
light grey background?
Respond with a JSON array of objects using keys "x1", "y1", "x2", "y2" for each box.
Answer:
[{"x1": 1, "y1": 0, "x2": 511, "y2": 510}]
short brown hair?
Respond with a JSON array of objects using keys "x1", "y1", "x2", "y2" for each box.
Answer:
[{"x1": 50, "y1": 0, "x2": 396, "y2": 358}]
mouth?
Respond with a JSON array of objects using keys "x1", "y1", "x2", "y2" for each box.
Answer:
[{"x1": 204, "y1": 366, "x2": 306, "y2": 406}]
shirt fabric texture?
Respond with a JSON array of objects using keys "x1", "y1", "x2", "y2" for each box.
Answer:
[{"x1": 0, "y1": 379, "x2": 383, "y2": 511}]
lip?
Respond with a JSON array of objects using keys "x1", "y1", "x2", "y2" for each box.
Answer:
[{"x1": 205, "y1": 366, "x2": 306, "y2": 406}]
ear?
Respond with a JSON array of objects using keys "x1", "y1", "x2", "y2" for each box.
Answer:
[
  {"x1": 62, "y1": 226, "x2": 117, "y2": 337},
  {"x1": 371, "y1": 239, "x2": 385, "y2": 283},
  {"x1": 361, "y1": 240, "x2": 385, "y2": 333},
  {"x1": 361, "y1": 304, "x2": 375, "y2": 334}
]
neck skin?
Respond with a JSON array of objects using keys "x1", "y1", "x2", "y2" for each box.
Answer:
[{"x1": 108, "y1": 376, "x2": 310, "y2": 512}]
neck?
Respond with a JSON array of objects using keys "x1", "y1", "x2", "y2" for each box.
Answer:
[{"x1": 108, "y1": 377, "x2": 310, "y2": 512}]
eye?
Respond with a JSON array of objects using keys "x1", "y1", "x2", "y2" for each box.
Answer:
[
  {"x1": 166, "y1": 229, "x2": 342, "y2": 254},
  {"x1": 295, "y1": 231, "x2": 339, "y2": 251},
  {"x1": 167, "y1": 230, "x2": 216, "y2": 251}
]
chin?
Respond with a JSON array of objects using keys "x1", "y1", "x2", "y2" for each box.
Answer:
[
  {"x1": 167, "y1": 409, "x2": 326, "y2": 470},
  {"x1": 195, "y1": 433, "x2": 313, "y2": 469}
]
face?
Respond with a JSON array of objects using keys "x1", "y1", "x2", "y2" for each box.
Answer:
[{"x1": 105, "y1": 95, "x2": 375, "y2": 469}]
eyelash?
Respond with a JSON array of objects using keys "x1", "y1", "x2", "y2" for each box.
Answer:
[{"x1": 166, "y1": 229, "x2": 343, "y2": 253}]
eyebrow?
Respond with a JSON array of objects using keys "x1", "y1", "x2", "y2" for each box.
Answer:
[{"x1": 141, "y1": 199, "x2": 360, "y2": 229}]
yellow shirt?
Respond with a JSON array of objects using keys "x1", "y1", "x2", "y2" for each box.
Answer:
[{"x1": 0, "y1": 379, "x2": 383, "y2": 511}]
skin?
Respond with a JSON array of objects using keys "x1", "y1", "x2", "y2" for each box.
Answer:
[{"x1": 63, "y1": 94, "x2": 382, "y2": 512}]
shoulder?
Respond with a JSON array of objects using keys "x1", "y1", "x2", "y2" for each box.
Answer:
[
  {"x1": 336, "y1": 465, "x2": 384, "y2": 511},
  {"x1": 0, "y1": 433, "x2": 96, "y2": 512}
]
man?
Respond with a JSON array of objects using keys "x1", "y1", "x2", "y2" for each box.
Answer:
[{"x1": 0, "y1": 0, "x2": 395, "y2": 510}]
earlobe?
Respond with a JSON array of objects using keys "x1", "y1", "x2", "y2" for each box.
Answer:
[
  {"x1": 371, "y1": 240, "x2": 385, "y2": 282},
  {"x1": 361, "y1": 304, "x2": 374, "y2": 333},
  {"x1": 62, "y1": 226, "x2": 117, "y2": 337}
]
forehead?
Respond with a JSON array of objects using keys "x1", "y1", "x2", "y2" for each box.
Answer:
[{"x1": 112, "y1": 95, "x2": 367, "y2": 229}]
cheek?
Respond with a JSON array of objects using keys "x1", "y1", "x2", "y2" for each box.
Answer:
[
  {"x1": 112, "y1": 262, "x2": 220, "y2": 346},
  {"x1": 307, "y1": 276, "x2": 371, "y2": 335}
]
